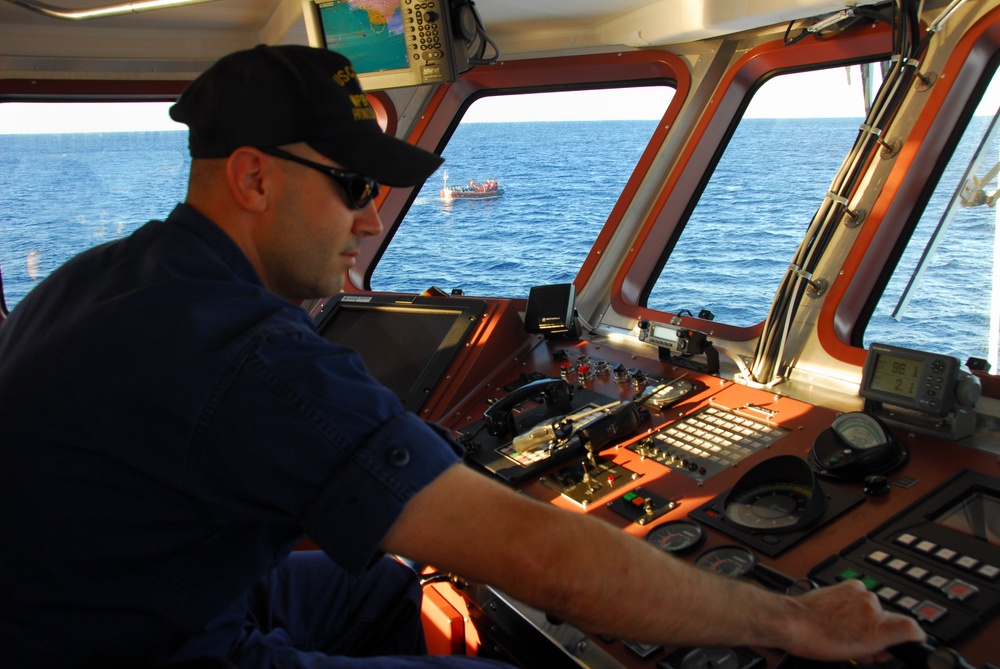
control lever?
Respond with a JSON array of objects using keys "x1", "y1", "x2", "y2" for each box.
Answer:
[
  {"x1": 511, "y1": 401, "x2": 622, "y2": 452},
  {"x1": 563, "y1": 401, "x2": 648, "y2": 453},
  {"x1": 512, "y1": 400, "x2": 648, "y2": 455}
]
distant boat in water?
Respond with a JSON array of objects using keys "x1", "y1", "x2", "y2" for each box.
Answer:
[{"x1": 440, "y1": 171, "x2": 504, "y2": 201}]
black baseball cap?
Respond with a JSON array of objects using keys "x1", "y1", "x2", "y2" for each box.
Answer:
[{"x1": 169, "y1": 44, "x2": 443, "y2": 186}]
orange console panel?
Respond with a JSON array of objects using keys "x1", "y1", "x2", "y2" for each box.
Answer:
[{"x1": 420, "y1": 571, "x2": 483, "y2": 657}]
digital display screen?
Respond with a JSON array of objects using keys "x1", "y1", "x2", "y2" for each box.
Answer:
[
  {"x1": 318, "y1": 0, "x2": 409, "y2": 74},
  {"x1": 935, "y1": 490, "x2": 1000, "y2": 547},
  {"x1": 315, "y1": 295, "x2": 486, "y2": 411},
  {"x1": 320, "y1": 305, "x2": 459, "y2": 401},
  {"x1": 652, "y1": 325, "x2": 677, "y2": 344},
  {"x1": 868, "y1": 352, "x2": 921, "y2": 400}
]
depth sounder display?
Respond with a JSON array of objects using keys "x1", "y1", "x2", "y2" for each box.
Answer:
[
  {"x1": 869, "y1": 352, "x2": 921, "y2": 399},
  {"x1": 860, "y1": 342, "x2": 960, "y2": 416}
]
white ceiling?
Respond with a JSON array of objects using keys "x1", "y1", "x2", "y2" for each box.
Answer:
[{"x1": 0, "y1": 0, "x2": 857, "y2": 73}]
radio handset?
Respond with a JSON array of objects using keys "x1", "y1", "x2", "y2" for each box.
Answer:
[{"x1": 483, "y1": 377, "x2": 574, "y2": 437}]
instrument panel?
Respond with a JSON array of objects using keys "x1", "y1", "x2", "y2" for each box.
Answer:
[{"x1": 434, "y1": 332, "x2": 1000, "y2": 669}]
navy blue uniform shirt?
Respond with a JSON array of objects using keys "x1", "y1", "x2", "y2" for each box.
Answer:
[{"x1": 0, "y1": 204, "x2": 462, "y2": 667}]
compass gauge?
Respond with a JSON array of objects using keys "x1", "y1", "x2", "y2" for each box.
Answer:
[
  {"x1": 724, "y1": 482, "x2": 815, "y2": 530},
  {"x1": 721, "y1": 455, "x2": 828, "y2": 534}
]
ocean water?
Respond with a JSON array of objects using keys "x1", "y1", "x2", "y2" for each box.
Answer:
[
  {"x1": 0, "y1": 119, "x2": 996, "y2": 363},
  {"x1": 0, "y1": 131, "x2": 190, "y2": 304},
  {"x1": 373, "y1": 120, "x2": 650, "y2": 294}
]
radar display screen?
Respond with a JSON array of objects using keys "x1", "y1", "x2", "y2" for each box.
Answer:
[{"x1": 935, "y1": 490, "x2": 1000, "y2": 547}]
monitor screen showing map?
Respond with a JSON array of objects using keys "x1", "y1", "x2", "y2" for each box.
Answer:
[
  {"x1": 305, "y1": 0, "x2": 459, "y2": 90},
  {"x1": 317, "y1": 1, "x2": 409, "y2": 74}
]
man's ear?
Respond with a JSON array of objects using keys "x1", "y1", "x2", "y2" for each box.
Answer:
[{"x1": 226, "y1": 147, "x2": 271, "y2": 212}]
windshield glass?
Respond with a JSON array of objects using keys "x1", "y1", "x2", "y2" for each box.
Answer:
[
  {"x1": 0, "y1": 101, "x2": 187, "y2": 311},
  {"x1": 370, "y1": 86, "x2": 674, "y2": 297},
  {"x1": 645, "y1": 64, "x2": 884, "y2": 326},
  {"x1": 863, "y1": 72, "x2": 1000, "y2": 370}
]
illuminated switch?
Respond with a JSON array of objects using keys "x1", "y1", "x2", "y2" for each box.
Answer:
[
  {"x1": 942, "y1": 579, "x2": 978, "y2": 602},
  {"x1": 895, "y1": 533, "x2": 919, "y2": 547},
  {"x1": 904, "y1": 566, "x2": 929, "y2": 582},
  {"x1": 925, "y1": 575, "x2": 949, "y2": 590},
  {"x1": 955, "y1": 555, "x2": 980, "y2": 571},
  {"x1": 886, "y1": 558, "x2": 910, "y2": 573},
  {"x1": 976, "y1": 563, "x2": 999, "y2": 580},
  {"x1": 866, "y1": 550, "x2": 891, "y2": 565},
  {"x1": 911, "y1": 600, "x2": 948, "y2": 623},
  {"x1": 915, "y1": 540, "x2": 938, "y2": 554},
  {"x1": 876, "y1": 586, "x2": 900, "y2": 603},
  {"x1": 623, "y1": 492, "x2": 645, "y2": 507},
  {"x1": 934, "y1": 547, "x2": 958, "y2": 562}
]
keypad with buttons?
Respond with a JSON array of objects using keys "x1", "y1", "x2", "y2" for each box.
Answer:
[
  {"x1": 809, "y1": 470, "x2": 1000, "y2": 648},
  {"x1": 399, "y1": 0, "x2": 455, "y2": 83},
  {"x1": 814, "y1": 554, "x2": 981, "y2": 643},
  {"x1": 811, "y1": 531, "x2": 1000, "y2": 644},
  {"x1": 629, "y1": 405, "x2": 788, "y2": 481}
]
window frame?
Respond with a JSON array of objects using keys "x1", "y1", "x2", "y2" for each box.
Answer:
[
  {"x1": 610, "y1": 23, "x2": 894, "y2": 345},
  {"x1": 354, "y1": 50, "x2": 691, "y2": 293}
]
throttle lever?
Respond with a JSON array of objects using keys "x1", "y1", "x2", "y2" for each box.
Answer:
[{"x1": 889, "y1": 641, "x2": 976, "y2": 669}]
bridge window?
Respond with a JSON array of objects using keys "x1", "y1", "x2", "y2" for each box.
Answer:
[
  {"x1": 863, "y1": 70, "x2": 1000, "y2": 371},
  {"x1": 0, "y1": 102, "x2": 187, "y2": 311},
  {"x1": 645, "y1": 64, "x2": 884, "y2": 327},
  {"x1": 370, "y1": 86, "x2": 673, "y2": 297}
]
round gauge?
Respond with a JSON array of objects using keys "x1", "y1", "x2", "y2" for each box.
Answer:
[
  {"x1": 724, "y1": 481, "x2": 816, "y2": 531},
  {"x1": 693, "y1": 545, "x2": 757, "y2": 577},
  {"x1": 645, "y1": 520, "x2": 705, "y2": 556},
  {"x1": 673, "y1": 646, "x2": 743, "y2": 669},
  {"x1": 809, "y1": 413, "x2": 908, "y2": 482},
  {"x1": 721, "y1": 455, "x2": 827, "y2": 533},
  {"x1": 831, "y1": 413, "x2": 888, "y2": 450}
]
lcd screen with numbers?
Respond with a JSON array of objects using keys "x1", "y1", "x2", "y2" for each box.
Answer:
[{"x1": 860, "y1": 342, "x2": 959, "y2": 416}]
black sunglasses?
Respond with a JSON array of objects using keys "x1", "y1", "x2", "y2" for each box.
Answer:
[{"x1": 259, "y1": 147, "x2": 380, "y2": 210}]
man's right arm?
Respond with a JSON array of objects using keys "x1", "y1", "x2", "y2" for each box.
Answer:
[{"x1": 381, "y1": 462, "x2": 925, "y2": 662}]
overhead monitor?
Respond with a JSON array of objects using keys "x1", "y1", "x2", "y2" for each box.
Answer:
[
  {"x1": 314, "y1": 293, "x2": 486, "y2": 411},
  {"x1": 303, "y1": 0, "x2": 459, "y2": 90}
]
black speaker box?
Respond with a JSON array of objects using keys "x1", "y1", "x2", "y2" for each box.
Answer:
[{"x1": 524, "y1": 283, "x2": 578, "y2": 339}]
